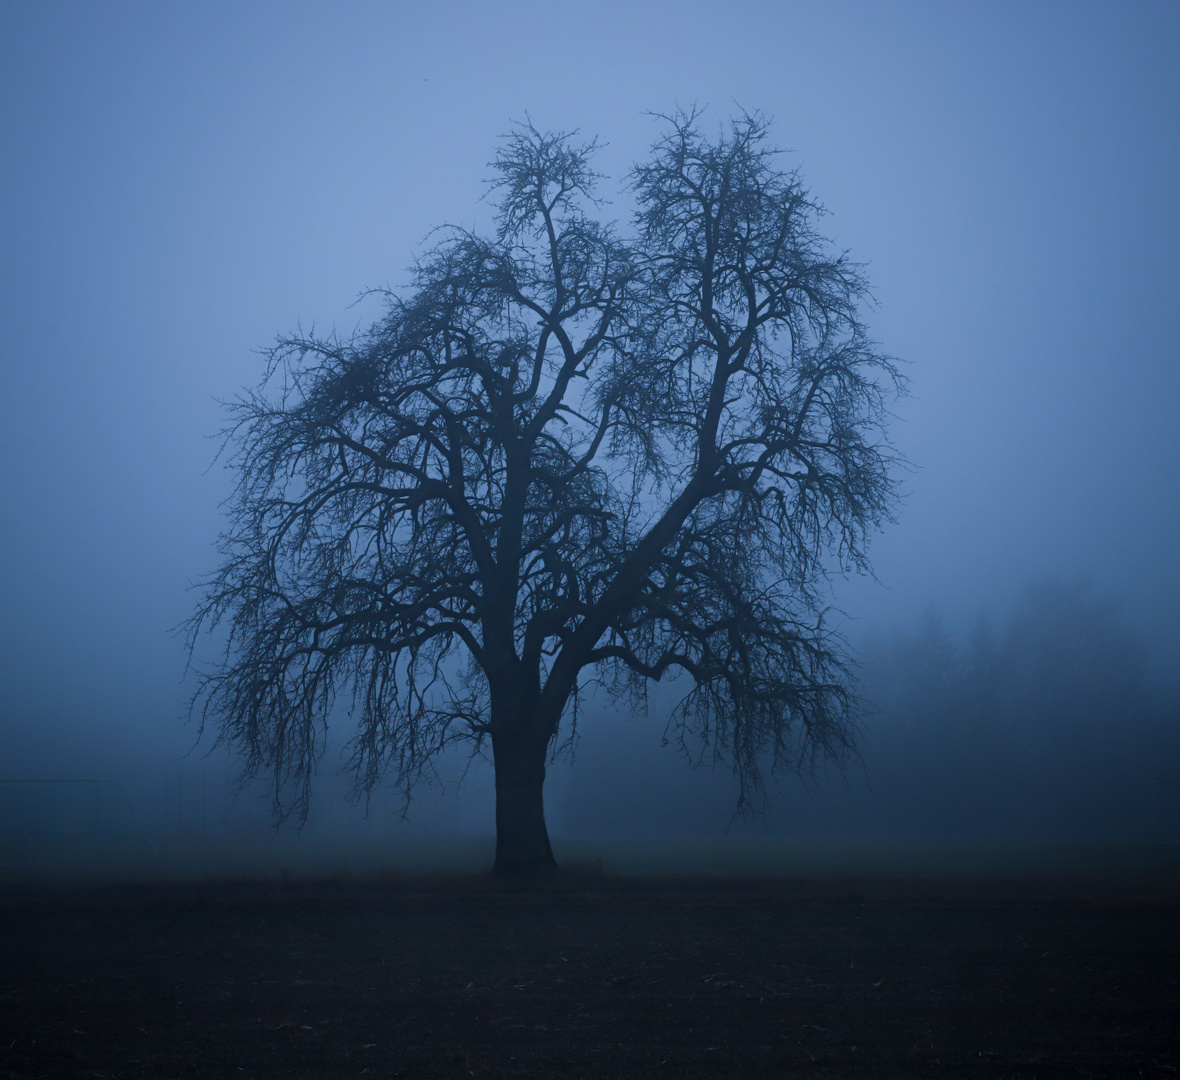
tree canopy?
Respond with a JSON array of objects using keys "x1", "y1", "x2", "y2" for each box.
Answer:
[{"x1": 185, "y1": 110, "x2": 903, "y2": 876}]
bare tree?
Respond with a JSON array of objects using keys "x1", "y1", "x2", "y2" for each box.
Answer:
[{"x1": 185, "y1": 110, "x2": 903, "y2": 877}]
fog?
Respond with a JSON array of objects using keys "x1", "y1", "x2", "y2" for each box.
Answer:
[{"x1": 2, "y1": 2, "x2": 1178, "y2": 879}]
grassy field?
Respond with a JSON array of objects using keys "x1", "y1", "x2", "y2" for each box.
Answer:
[{"x1": 2, "y1": 841, "x2": 1178, "y2": 1078}]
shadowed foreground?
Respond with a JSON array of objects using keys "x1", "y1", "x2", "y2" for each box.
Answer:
[{"x1": 2, "y1": 867, "x2": 1178, "y2": 1079}]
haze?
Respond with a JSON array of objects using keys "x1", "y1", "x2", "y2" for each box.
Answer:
[{"x1": 2, "y1": 1, "x2": 1177, "y2": 876}]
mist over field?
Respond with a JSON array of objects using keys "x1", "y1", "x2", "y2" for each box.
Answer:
[
  {"x1": 2, "y1": 1, "x2": 1178, "y2": 880},
  {"x1": 4, "y1": 579, "x2": 1177, "y2": 880}
]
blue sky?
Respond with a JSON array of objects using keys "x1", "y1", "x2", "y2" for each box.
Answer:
[{"x1": 2, "y1": 0, "x2": 1177, "y2": 772}]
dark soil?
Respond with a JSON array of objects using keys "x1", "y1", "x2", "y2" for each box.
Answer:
[{"x1": 2, "y1": 872, "x2": 1178, "y2": 1078}]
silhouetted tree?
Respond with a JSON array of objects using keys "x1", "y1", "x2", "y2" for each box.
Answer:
[{"x1": 185, "y1": 110, "x2": 903, "y2": 876}]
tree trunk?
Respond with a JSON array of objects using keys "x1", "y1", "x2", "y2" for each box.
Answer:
[{"x1": 491, "y1": 732, "x2": 558, "y2": 879}]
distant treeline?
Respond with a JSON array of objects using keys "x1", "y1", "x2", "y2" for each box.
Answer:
[
  {"x1": 853, "y1": 579, "x2": 1180, "y2": 840},
  {"x1": 559, "y1": 578, "x2": 1180, "y2": 841}
]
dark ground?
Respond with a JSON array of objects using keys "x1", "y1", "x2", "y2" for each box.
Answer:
[{"x1": 2, "y1": 867, "x2": 1178, "y2": 1079}]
